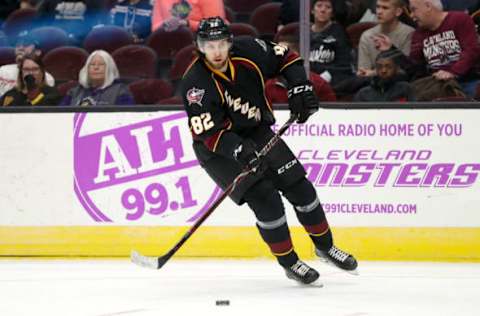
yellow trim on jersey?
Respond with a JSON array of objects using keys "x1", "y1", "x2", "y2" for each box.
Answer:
[
  {"x1": 182, "y1": 56, "x2": 199, "y2": 78},
  {"x1": 279, "y1": 56, "x2": 302, "y2": 73},
  {"x1": 212, "y1": 75, "x2": 225, "y2": 104},
  {"x1": 204, "y1": 59, "x2": 235, "y2": 82},
  {"x1": 231, "y1": 56, "x2": 274, "y2": 114},
  {"x1": 31, "y1": 93, "x2": 45, "y2": 105}
]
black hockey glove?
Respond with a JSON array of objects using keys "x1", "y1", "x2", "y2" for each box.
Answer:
[
  {"x1": 233, "y1": 140, "x2": 262, "y2": 171},
  {"x1": 287, "y1": 82, "x2": 319, "y2": 124}
]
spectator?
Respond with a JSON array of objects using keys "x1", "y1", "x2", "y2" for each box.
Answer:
[
  {"x1": 151, "y1": 0, "x2": 227, "y2": 32},
  {"x1": 0, "y1": 31, "x2": 55, "y2": 97},
  {"x1": 309, "y1": 0, "x2": 355, "y2": 87},
  {"x1": 354, "y1": 50, "x2": 416, "y2": 101},
  {"x1": 266, "y1": 35, "x2": 336, "y2": 102},
  {"x1": 278, "y1": 0, "x2": 349, "y2": 30},
  {"x1": 376, "y1": 0, "x2": 480, "y2": 97},
  {"x1": 1, "y1": 54, "x2": 61, "y2": 106},
  {"x1": 110, "y1": 0, "x2": 153, "y2": 43},
  {"x1": 60, "y1": 50, "x2": 134, "y2": 106},
  {"x1": 357, "y1": 0, "x2": 414, "y2": 77},
  {"x1": 36, "y1": 0, "x2": 107, "y2": 45}
]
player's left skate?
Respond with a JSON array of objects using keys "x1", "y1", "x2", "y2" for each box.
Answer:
[{"x1": 315, "y1": 245, "x2": 358, "y2": 275}]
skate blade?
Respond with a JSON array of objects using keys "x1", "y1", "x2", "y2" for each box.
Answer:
[{"x1": 318, "y1": 257, "x2": 360, "y2": 276}]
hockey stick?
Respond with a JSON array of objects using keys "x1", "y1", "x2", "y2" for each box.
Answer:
[{"x1": 131, "y1": 114, "x2": 298, "y2": 269}]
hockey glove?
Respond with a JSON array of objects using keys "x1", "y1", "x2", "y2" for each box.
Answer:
[
  {"x1": 233, "y1": 139, "x2": 262, "y2": 171},
  {"x1": 287, "y1": 82, "x2": 319, "y2": 124}
]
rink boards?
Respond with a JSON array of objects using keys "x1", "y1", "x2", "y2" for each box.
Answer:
[{"x1": 1, "y1": 110, "x2": 479, "y2": 261}]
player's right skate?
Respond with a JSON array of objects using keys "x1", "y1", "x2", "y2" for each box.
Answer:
[
  {"x1": 315, "y1": 245, "x2": 358, "y2": 275},
  {"x1": 284, "y1": 260, "x2": 320, "y2": 284}
]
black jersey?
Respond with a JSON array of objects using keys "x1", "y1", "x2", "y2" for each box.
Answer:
[{"x1": 181, "y1": 36, "x2": 306, "y2": 160}]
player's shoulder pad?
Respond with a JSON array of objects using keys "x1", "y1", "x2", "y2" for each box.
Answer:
[{"x1": 231, "y1": 35, "x2": 276, "y2": 60}]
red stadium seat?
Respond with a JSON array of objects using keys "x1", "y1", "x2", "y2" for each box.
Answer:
[
  {"x1": 43, "y1": 46, "x2": 89, "y2": 82},
  {"x1": 0, "y1": 47, "x2": 16, "y2": 66},
  {"x1": 224, "y1": 6, "x2": 236, "y2": 23},
  {"x1": 249, "y1": 2, "x2": 282, "y2": 41},
  {"x1": 112, "y1": 45, "x2": 157, "y2": 81},
  {"x1": 169, "y1": 44, "x2": 196, "y2": 82},
  {"x1": 83, "y1": 25, "x2": 134, "y2": 53},
  {"x1": 2, "y1": 8, "x2": 37, "y2": 42},
  {"x1": 128, "y1": 79, "x2": 174, "y2": 104},
  {"x1": 346, "y1": 22, "x2": 377, "y2": 50},
  {"x1": 274, "y1": 22, "x2": 299, "y2": 42},
  {"x1": 229, "y1": 23, "x2": 259, "y2": 38},
  {"x1": 30, "y1": 27, "x2": 70, "y2": 55},
  {"x1": 146, "y1": 26, "x2": 194, "y2": 60},
  {"x1": 157, "y1": 95, "x2": 182, "y2": 105},
  {"x1": 225, "y1": 0, "x2": 271, "y2": 22},
  {"x1": 57, "y1": 80, "x2": 78, "y2": 96}
]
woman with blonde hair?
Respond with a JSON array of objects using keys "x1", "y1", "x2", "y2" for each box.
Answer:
[{"x1": 61, "y1": 50, "x2": 134, "y2": 106}]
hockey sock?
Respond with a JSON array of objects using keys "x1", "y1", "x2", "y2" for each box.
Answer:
[
  {"x1": 256, "y1": 219, "x2": 299, "y2": 267},
  {"x1": 283, "y1": 178, "x2": 333, "y2": 250}
]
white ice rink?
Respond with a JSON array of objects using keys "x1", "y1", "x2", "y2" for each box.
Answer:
[{"x1": 0, "y1": 259, "x2": 479, "y2": 316}]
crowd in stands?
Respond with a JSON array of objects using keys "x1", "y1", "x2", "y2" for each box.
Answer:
[{"x1": 1, "y1": 0, "x2": 480, "y2": 106}]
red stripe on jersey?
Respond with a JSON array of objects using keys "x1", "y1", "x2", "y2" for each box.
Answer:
[
  {"x1": 304, "y1": 220, "x2": 330, "y2": 236},
  {"x1": 202, "y1": 119, "x2": 232, "y2": 151},
  {"x1": 269, "y1": 239, "x2": 293, "y2": 255},
  {"x1": 281, "y1": 50, "x2": 301, "y2": 69}
]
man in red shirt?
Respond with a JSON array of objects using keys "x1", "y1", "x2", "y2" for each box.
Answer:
[{"x1": 375, "y1": 0, "x2": 480, "y2": 97}]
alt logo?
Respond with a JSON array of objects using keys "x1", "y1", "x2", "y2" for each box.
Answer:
[{"x1": 73, "y1": 112, "x2": 221, "y2": 224}]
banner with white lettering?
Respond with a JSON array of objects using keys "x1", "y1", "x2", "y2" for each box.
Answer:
[{"x1": 0, "y1": 110, "x2": 479, "y2": 227}]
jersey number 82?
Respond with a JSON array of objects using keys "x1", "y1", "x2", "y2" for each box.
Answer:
[{"x1": 190, "y1": 113, "x2": 214, "y2": 134}]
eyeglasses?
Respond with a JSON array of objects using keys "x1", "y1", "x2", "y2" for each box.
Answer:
[{"x1": 22, "y1": 67, "x2": 41, "y2": 73}]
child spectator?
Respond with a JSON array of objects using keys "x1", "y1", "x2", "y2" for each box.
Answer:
[{"x1": 354, "y1": 50, "x2": 416, "y2": 101}]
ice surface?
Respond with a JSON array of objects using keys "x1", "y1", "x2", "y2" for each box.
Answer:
[{"x1": 0, "y1": 259, "x2": 478, "y2": 316}]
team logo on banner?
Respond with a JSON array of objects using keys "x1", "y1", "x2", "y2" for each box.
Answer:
[{"x1": 73, "y1": 112, "x2": 221, "y2": 224}]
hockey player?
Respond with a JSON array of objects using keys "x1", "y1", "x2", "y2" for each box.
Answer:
[{"x1": 181, "y1": 17, "x2": 357, "y2": 284}]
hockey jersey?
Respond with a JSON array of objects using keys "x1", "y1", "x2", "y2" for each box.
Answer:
[{"x1": 181, "y1": 36, "x2": 306, "y2": 160}]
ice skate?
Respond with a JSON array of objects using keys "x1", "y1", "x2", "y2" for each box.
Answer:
[
  {"x1": 315, "y1": 245, "x2": 359, "y2": 275},
  {"x1": 284, "y1": 260, "x2": 321, "y2": 285}
]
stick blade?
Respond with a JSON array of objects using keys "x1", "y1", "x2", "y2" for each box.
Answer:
[{"x1": 130, "y1": 250, "x2": 161, "y2": 269}]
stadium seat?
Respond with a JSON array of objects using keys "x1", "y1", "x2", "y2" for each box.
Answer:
[
  {"x1": 112, "y1": 45, "x2": 157, "y2": 81},
  {"x1": 0, "y1": 47, "x2": 16, "y2": 66},
  {"x1": 30, "y1": 27, "x2": 70, "y2": 54},
  {"x1": 229, "y1": 23, "x2": 259, "y2": 38},
  {"x1": 43, "y1": 46, "x2": 89, "y2": 82},
  {"x1": 273, "y1": 22, "x2": 299, "y2": 42},
  {"x1": 146, "y1": 26, "x2": 194, "y2": 78},
  {"x1": 128, "y1": 79, "x2": 174, "y2": 104},
  {"x1": 83, "y1": 25, "x2": 134, "y2": 53},
  {"x1": 57, "y1": 80, "x2": 78, "y2": 96},
  {"x1": 225, "y1": 0, "x2": 271, "y2": 22},
  {"x1": 169, "y1": 44, "x2": 196, "y2": 92},
  {"x1": 157, "y1": 95, "x2": 182, "y2": 105},
  {"x1": 2, "y1": 8, "x2": 37, "y2": 44},
  {"x1": 249, "y1": 2, "x2": 282, "y2": 41},
  {"x1": 346, "y1": 22, "x2": 377, "y2": 49}
]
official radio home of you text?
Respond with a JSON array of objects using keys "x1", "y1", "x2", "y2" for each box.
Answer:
[{"x1": 323, "y1": 203, "x2": 417, "y2": 215}]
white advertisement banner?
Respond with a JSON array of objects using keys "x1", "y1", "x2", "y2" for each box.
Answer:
[{"x1": 1, "y1": 110, "x2": 479, "y2": 227}]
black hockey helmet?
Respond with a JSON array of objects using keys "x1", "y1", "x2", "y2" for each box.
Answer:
[{"x1": 196, "y1": 16, "x2": 232, "y2": 42}]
